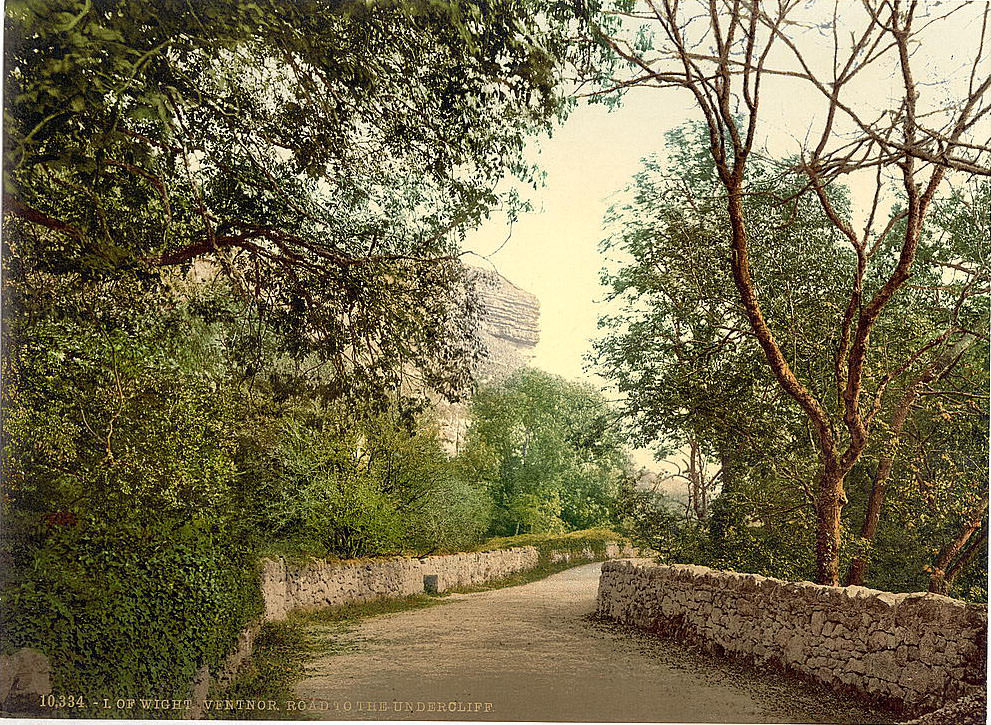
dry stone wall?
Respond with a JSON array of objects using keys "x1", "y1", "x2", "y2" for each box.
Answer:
[
  {"x1": 260, "y1": 544, "x2": 640, "y2": 621},
  {"x1": 597, "y1": 560, "x2": 987, "y2": 714}
]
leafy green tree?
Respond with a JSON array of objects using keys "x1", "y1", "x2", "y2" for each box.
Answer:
[
  {"x1": 459, "y1": 368, "x2": 629, "y2": 535},
  {"x1": 596, "y1": 125, "x2": 989, "y2": 593},
  {"x1": 2, "y1": 0, "x2": 607, "y2": 697},
  {"x1": 590, "y1": 0, "x2": 990, "y2": 586},
  {"x1": 236, "y1": 403, "x2": 492, "y2": 558},
  {"x1": 595, "y1": 123, "x2": 849, "y2": 576},
  {"x1": 4, "y1": 0, "x2": 601, "y2": 408}
]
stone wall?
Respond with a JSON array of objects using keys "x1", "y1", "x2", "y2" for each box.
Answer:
[
  {"x1": 260, "y1": 544, "x2": 642, "y2": 621},
  {"x1": 597, "y1": 560, "x2": 987, "y2": 714},
  {"x1": 0, "y1": 648, "x2": 51, "y2": 715}
]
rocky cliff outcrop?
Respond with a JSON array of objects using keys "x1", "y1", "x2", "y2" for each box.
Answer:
[
  {"x1": 435, "y1": 267, "x2": 539, "y2": 453},
  {"x1": 471, "y1": 268, "x2": 540, "y2": 384}
]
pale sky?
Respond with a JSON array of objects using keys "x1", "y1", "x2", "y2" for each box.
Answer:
[
  {"x1": 461, "y1": 90, "x2": 701, "y2": 472},
  {"x1": 463, "y1": 90, "x2": 696, "y2": 384},
  {"x1": 460, "y1": 3, "x2": 989, "y2": 471}
]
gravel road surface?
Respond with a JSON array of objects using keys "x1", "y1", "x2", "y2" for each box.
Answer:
[{"x1": 293, "y1": 562, "x2": 895, "y2": 723}]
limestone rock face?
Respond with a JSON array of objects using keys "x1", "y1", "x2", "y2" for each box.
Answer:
[
  {"x1": 471, "y1": 268, "x2": 540, "y2": 384},
  {"x1": 435, "y1": 267, "x2": 540, "y2": 454}
]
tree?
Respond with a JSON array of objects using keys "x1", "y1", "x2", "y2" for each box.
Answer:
[
  {"x1": 595, "y1": 123, "x2": 850, "y2": 578},
  {"x1": 597, "y1": 123, "x2": 989, "y2": 590},
  {"x1": 591, "y1": 0, "x2": 991, "y2": 584},
  {"x1": 845, "y1": 182, "x2": 990, "y2": 585},
  {"x1": 595, "y1": 122, "x2": 851, "y2": 524},
  {"x1": 459, "y1": 368, "x2": 630, "y2": 535},
  {"x1": 4, "y1": 0, "x2": 601, "y2": 408},
  {"x1": 1, "y1": 1, "x2": 609, "y2": 698}
]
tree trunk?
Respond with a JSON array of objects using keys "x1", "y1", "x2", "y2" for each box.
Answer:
[
  {"x1": 941, "y1": 528, "x2": 988, "y2": 594},
  {"x1": 688, "y1": 439, "x2": 704, "y2": 522},
  {"x1": 816, "y1": 465, "x2": 847, "y2": 586},
  {"x1": 845, "y1": 393, "x2": 915, "y2": 585},
  {"x1": 845, "y1": 471, "x2": 884, "y2": 586},
  {"x1": 929, "y1": 493, "x2": 989, "y2": 593},
  {"x1": 725, "y1": 188, "x2": 845, "y2": 585},
  {"x1": 847, "y1": 338, "x2": 972, "y2": 586}
]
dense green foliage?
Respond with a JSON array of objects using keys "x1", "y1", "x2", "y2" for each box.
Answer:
[
  {"x1": 598, "y1": 125, "x2": 989, "y2": 599},
  {"x1": 1, "y1": 0, "x2": 611, "y2": 707},
  {"x1": 0, "y1": 267, "x2": 500, "y2": 704},
  {"x1": 3, "y1": 0, "x2": 604, "y2": 409},
  {"x1": 458, "y1": 369, "x2": 630, "y2": 536}
]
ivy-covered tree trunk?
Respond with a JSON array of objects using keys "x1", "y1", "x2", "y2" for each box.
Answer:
[
  {"x1": 846, "y1": 389, "x2": 917, "y2": 586},
  {"x1": 937, "y1": 529, "x2": 988, "y2": 595}
]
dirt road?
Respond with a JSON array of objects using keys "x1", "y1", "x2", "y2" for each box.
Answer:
[{"x1": 294, "y1": 563, "x2": 895, "y2": 723}]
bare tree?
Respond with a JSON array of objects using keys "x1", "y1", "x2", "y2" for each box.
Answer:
[
  {"x1": 659, "y1": 439, "x2": 723, "y2": 522},
  {"x1": 591, "y1": 0, "x2": 991, "y2": 584}
]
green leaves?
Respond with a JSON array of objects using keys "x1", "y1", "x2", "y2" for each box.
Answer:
[
  {"x1": 595, "y1": 124, "x2": 989, "y2": 595},
  {"x1": 5, "y1": 0, "x2": 603, "y2": 409},
  {"x1": 460, "y1": 368, "x2": 628, "y2": 535}
]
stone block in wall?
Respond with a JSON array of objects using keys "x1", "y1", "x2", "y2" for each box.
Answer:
[
  {"x1": 186, "y1": 665, "x2": 211, "y2": 719},
  {"x1": 259, "y1": 557, "x2": 289, "y2": 621},
  {"x1": 0, "y1": 648, "x2": 51, "y2": 715}
]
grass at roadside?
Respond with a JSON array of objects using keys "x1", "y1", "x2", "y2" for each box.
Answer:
[
  {"x1": 208, "y1": 619, "x2": 307, "y2": 719},
  {"x1": 444, "y1": 556, "x2": 605, "y2": 594},
  {"x1": 211, "y1": 594, "x2": 446, "y2": 719},
  {"x1": 475, "y1": 528, "x2": 624, "y2": 553}
]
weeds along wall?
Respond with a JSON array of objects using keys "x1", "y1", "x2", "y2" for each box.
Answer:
[
  {"x1": 0, "y1": 525, "x2": 261, "y2": 716},
  {"x1": 597, "y1": 560, "x2": 987, "y2": 714}
]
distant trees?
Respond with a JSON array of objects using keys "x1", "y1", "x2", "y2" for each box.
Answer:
[
  {"x1": 592, "y1": 0, "x2": 991, "y2": 585},
  {"x1": 459, "y1": 368, "x2": 630, "y2": 536}
]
